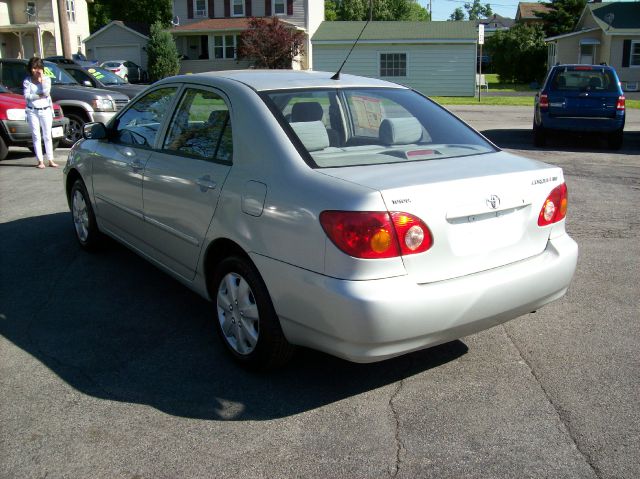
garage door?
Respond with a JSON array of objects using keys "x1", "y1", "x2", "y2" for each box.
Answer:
[{"x1": 94, "y1": 45, "x2": 141, "y2": 66}]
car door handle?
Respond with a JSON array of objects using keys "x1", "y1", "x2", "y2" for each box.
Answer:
[
  {"x1": 196, "y1": 175, "x2": 217, "y2": 191},
  {"x1": 131, "y1": 159, "x2": 145, "y2": 173}
]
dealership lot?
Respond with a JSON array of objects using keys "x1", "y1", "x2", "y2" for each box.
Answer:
[{"x1": 1, "y1": 106, "x2": 638, "y2": 478}]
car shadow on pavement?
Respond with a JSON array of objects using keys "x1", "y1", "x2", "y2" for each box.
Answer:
[
  {"x1": 480, "y1": 128, "x2": 640, "y2": 154},
  {"x1": 0, "y1": 212, "x2": 468, "y2": 421}
]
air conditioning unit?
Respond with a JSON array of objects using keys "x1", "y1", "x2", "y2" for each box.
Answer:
[{"x1": 624, "y1": 81, "x2": 638, "y2": 91}]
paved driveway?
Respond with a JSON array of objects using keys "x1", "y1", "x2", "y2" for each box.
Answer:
[{"x1": 1, "y1": 107, "x2": 638, "y2": 478}]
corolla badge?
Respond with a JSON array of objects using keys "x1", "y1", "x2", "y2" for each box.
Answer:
[{"x1": 486, "y1": 194, "x2": 501, "y2": 210}]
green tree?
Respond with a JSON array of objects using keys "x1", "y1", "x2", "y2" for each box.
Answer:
[
  {"x1": 464, "y1": 0, "x2": 493, "y2": 20},
  {"x1": 486, "y1": 23, "x2": 547, "y2": 83},
  {"x1": 87, "y1": 0, "x2": 173, "y2": 32},
  {"x1": 146, "y1": 21, "x2": 180, "y2": 82},
  {"x1": 331, "y1": 0, "x2": 429, "y2": 21},
  {"x1": 536, "y1": 0, "x2": 587, "y2": 37},
  {"x1": 238, "y1": 17, "x2": 306, "y2": 69},
  {"x1": 449, "y1": 8, "x2": 465, "y2": 21}
]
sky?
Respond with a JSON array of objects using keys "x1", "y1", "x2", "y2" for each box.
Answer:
[{"x1": 416, "y1": 0, "x2": 524, "y2": 21}]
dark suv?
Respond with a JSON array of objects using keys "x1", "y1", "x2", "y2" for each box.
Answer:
[
  {"x1": 0, "y1": 59, "x2": 129, "y2": 147},
  {"x1": 533, "y1": 64, "x2": 625, "y2": 149}
]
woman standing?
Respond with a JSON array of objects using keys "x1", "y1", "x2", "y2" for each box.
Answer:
[{"x1": 23, "y1": 57, "x2": 58, "y2": 169}]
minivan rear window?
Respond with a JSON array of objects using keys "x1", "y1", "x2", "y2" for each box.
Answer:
[{"x1": 550, "y1": 67, "x2": 618, "y2": 93}]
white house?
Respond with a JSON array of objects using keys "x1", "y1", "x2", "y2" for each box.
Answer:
[
  {"x1": 0, "y1": 0, "x2": 91, "y2": 59},
  {"x1": 312, "y1": 21, "x2": 479, "y2": 97},
  {"x1": 170, "y1": 0, "x2": 324, "y2": 73}
]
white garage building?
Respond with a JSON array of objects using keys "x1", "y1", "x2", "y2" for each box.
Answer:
[
  {"x1": 83, "y1": 21, "x2": 149, "y2": 69},
  {"x1": 312, "y1": 21, "x2": 478, "y2": 97}
]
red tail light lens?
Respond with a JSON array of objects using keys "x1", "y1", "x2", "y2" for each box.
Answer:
[
  {"x1": 616, "y1": 96, "x2": 625, "y2": 111},
  {"x1": 538, "y1": 183, "x2": 568, "y2": 226},
  {"x1": 539, "y1": 93, "x2": 549, "y2": 110},
  {"x1": 320, "y1": 211, "x2": 432, "y2": 259}
]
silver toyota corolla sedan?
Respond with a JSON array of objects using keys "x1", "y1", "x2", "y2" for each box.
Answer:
[{"x1": 63, "y1": 70, "x2": 578, "y2": 369}]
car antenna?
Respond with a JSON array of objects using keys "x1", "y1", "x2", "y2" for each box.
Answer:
[{"x1": 331, "y1": 0, "x2": 373, "y2": 81}]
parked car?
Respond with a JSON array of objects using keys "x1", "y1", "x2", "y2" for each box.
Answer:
[
  {"x1": 0, "y1": 84, "x2": 68, "y2": 160},
  {"x1": 534, "y1": 64, "x2": 625, "y2": 149},
  {"x1": 0, "y1": 59, "x2": 129, "y2": 147},
  {"x1": 46, "y1": 53, "x2": 99, "y2": 68},
  {"x1": 60, "y1": 64, "x2": 147, "y2": 99},
  {"x1": 64, "y1": 70, "x2": 578, "y2": 369},
  {"x1": 100, "y1": 60, "x2": 147, "y2": 83}
]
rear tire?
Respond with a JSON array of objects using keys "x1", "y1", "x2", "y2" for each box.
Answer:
[
  {"x1": 607, "y1": 129, "x2": 623, "y2": 150},
  {"x1": 533, "y1": 123, "x2": 546, "y2": 147},
  {"x1": 70, "y1": 178, "x2": 102, "y2": 251},
  {"x1": 210, "y1": 256, "x2": 295, "y2": 370}
]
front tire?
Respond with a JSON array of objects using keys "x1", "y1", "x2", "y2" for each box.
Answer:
[
  {"x1": 0, "y1": 135, "x2": 8, "y2": 160},
  {"x1": 210, "y1": 256, "x2": 295, "y2": 369},
  {"x1": 70, "y1": 178, "x2": 102, "y2": 250},
  {"x1": 62, "y1": 113, "x2": 85, "y2": 147}
]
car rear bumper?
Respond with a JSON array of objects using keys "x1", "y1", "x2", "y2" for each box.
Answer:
[
  {"x1": 1, "y1": 118, "x2": 69, "y2": 145},
  {"x1": 252, "y1": 233, "x2": 578, "y2": 363},
  {"x1": 540, "y1": 113, "x2": 624, "y2": 133}
]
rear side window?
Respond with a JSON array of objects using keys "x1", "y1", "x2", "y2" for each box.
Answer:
[{"x1": 550, "y1": 68, "x2": 619, "y2": 93}]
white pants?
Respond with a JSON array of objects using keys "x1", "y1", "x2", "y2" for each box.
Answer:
[{"x1": 26, "y1": 107, "x2": 54, "y2": 163}]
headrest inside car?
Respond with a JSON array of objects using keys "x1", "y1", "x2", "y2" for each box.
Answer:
[
  {"x1": 291, "y1": 102, "x2": 323, "y2": 122},
  {"x1": 290, "y1": 121, "x2": 330, "y2": 152},
  {"x1": 379, "y1": 117, "x2": 423, "y2": 145}
]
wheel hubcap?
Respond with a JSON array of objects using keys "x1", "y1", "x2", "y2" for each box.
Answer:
[
  {"x1": 72, "y1": 190, "x2": 89, "y2": 242},
  {"x1": 67, "y1": 119, "x2": 82, "y2": 144},
  {"x1": 216, "y1": 272, "x2": 259, "y2": 355}
]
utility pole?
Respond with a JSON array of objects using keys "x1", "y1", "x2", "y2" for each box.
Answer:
[{"x1": 56, "y1": 0, "x2": 72, "y2": 58}]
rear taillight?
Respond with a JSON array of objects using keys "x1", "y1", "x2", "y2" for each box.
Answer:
[
  {"x1": 538, "y1": 183, "x2": 568, "y2": 227},
  {"x1": 320, "y1": 211, "x2": 433, "y2": 259},
  {"x1": 539, "y1": 93, "x2": 549, "y2": 110},
  {"x1": 616, "y1": 96, "x2": 625, "y2": 111}
]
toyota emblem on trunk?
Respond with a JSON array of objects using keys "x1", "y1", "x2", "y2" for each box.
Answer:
[{"x1": 486, "y1": 195, "x2": 501, "y2": 209}]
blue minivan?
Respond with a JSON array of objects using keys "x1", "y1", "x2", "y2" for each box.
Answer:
[{"x1": 533, "y1": 64, "x2": 626, "y2": 149}]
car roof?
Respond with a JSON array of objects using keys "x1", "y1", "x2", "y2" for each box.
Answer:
[
  {"x1": 171, "y1": 69, "x2": 407, "y2": 92},
  {"x1": 552, "y1": 64, "x2": 615, "y2": 70}
]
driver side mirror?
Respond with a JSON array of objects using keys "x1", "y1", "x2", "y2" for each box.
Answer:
[{"x1": 83, "y1": 122, "x2": 108, "y2": 140}]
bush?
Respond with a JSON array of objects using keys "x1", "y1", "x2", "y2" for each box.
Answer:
[
  {"x1": 146, "y1": 21, "x2": 180, "y2": 82},
  {"x1": 486, "y1": 24, "x2": 547, "y2": 84}
]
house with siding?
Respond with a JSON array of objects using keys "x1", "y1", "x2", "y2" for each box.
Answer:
[
  {"x1": 0, "y1": 0, "x2": 91, "y2": 59},
  {"x1": 170, "y1": 0, "x2": 324, "y2": 73},
  {"x1": 312, "y1": 21, "x2": 478, "y2": 97},
  {"x1": 545, "y1": 1, "x2": 640, "y2": 91},
  {"x1": 515, "y1": 2, "x2": 551, "y2": 25},
  {"x1": 84, "y1": 21, "x2": 150, "y2": 68}
]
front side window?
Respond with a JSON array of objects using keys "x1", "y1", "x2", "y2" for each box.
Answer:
[
  {"x1": 273, "y1": 0, "x2": 285, "y2": 14},
  {"x1": 163, "y1": 88, "x2": 232, "y2": 163},
  {"x1": 233, "y1": 0, "x2": 244, "y2": 16},
  {"x1": 194, "y1": 0, "x2": 207, "y2": 17},
  {"x1": 263, "y1": 88, "x2": 495, "y2": 168},
  {"x1": 66, "y1": 0, "x2": 76, "y2": 22},
  {"x1": 380, "y1": 53, "x2": 406, "y2": 77},
  {"x1": 114, "y1": 87, "x2": 178, "y2": 147},
  {"x1": 631, "y1": 41, "x2": 640, "y2": 67}
]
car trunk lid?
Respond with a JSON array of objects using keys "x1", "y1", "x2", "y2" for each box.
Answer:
[{"x1": 319, "y1": 151, "x2": 565, "y2": 284}]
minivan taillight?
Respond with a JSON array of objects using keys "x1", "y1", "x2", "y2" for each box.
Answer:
[
  {"x1": 320, "y1": 211, "x2": 433, "y2": 259},
  {"x1": 539, "y1": 94, "x2": 549, "y2": 110},
  {"x1": 616, "y1": 96, "x2": 625, "y2": 111},
  {"x1": 538, "y1": 183, "x2": 568, "y2": 227}
]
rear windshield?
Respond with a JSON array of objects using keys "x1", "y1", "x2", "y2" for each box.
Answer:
[
  {"x1": 262, "y1": 88, "x2": 496, "y2": 168},
  {"x1": 549, "y1": 67, "x2": 619, "y2": 93}
]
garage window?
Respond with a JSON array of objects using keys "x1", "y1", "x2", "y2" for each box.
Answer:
[{"x1": 380, "y1": 53, "x2": 406, "y2": 77}]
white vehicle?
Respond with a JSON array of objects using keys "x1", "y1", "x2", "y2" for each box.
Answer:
[{"x1": 63, "y1": 70, "x2": 578, "y2": 369}]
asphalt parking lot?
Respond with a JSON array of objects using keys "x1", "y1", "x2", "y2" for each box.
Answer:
[{"x1": 1, "y1": 106, "x2": 638, "y2": 478}]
